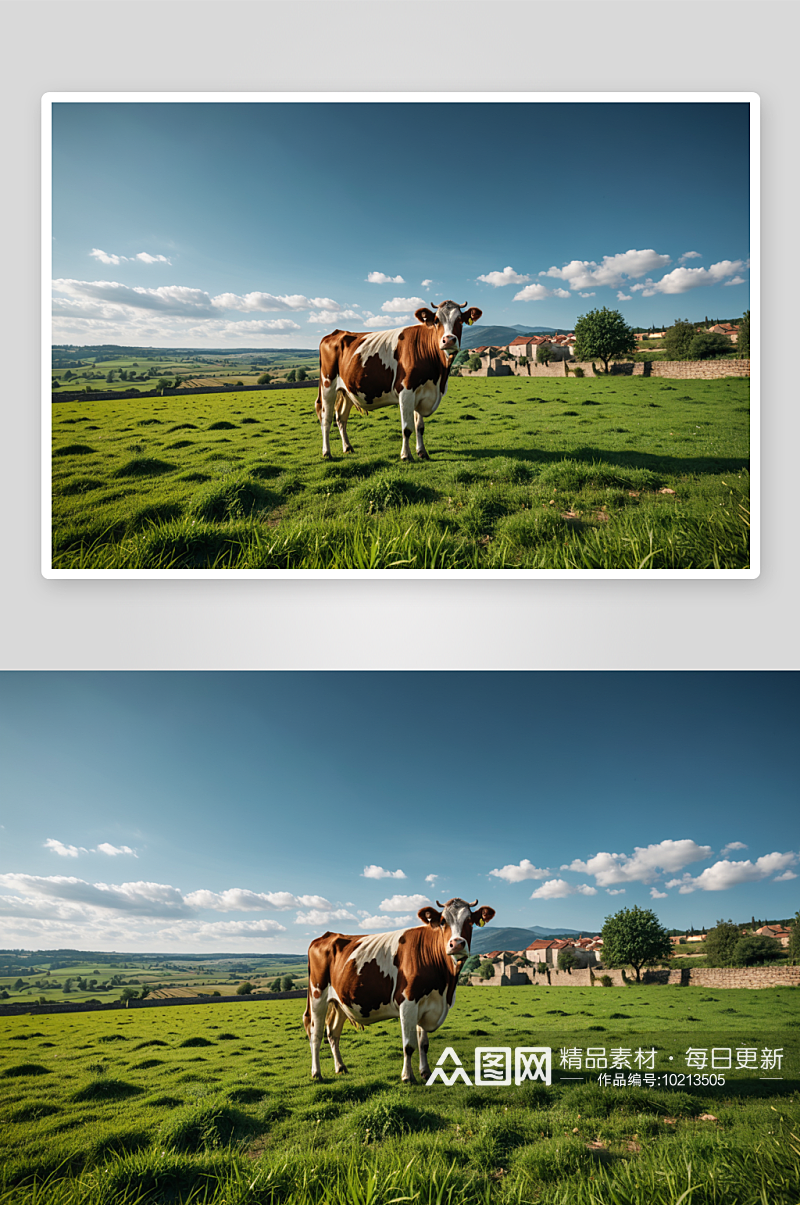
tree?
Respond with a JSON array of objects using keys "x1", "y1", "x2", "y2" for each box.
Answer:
[
  {"x1": 557, "y1": 948, "x2": 578, "y2": 971},
  {"x1": 156, "y1": 378, "x2": 172, "y2": 393},
  {"x1": 105, "y1": 371, "x2": 116, "y2": 383},
  {"x1": 573, "y1": 307, "x2": 636, "y2": 373},
  {"x1": 517, "y1": 355, "x2": 529, "y2": 367},
  {"x1": 478, "y1": 961, "x2": 495, "y2": 980},
  {"x1": 297, "y1": 368, "x2": 308, "y2": 382},
  {"x1": 536, "y1": 345, "x2": 552, "y2": 366},
  {"x1": 732, "y1": 935, "x2": 783, "y2": 966},
  {"x1": 281, "y1": 975, "x2": 295, "y2": 991},
  {"x1": 600, "y1": 905, "x2": 672, "y2": 982},
  {"x1": 467, "y1": 354, "x2": 482, "y2": 372},
  {"x1": 236, "y1": 981, "x2": 255, "y2": 995},
  {"x1": 662, "y1": 319, "x2": 697, "y2": 360},
  {"x1": 787, "y1": 911, "x2": 800, "y2": 965},
  {"x1": 737, "y1": 310, "x2": 750, "y2": 358},
  {"x1": 688, "y1": 331, "x2": 732, "y2": 360},
  {"x1": 703, "y1": 920, "x2": 741, "y2": 968},
  {"x1": 452, "y1": 350, "x2": 469, "y2": 367},
  {"x1": 460, "y1": 954, "x2": 481, "y2": 977},
  {"x1": 268, "y1": 977, "x2": 282, "y2": 992}
]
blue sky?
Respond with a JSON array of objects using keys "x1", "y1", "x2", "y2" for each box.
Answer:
[
  {"x1": 50, "y1": 99, "x2": 752, "y2": 350},
  {"x1": 0, "y1": 672, "x2": 795, "y2": 953}
]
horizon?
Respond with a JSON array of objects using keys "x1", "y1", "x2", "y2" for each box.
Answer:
[
  {"x1": 1, "y1": 672, "x2": 795, "y2": 956},
  {"x1": 49, "y1": 98, "x2": 752, "y2": 351}
]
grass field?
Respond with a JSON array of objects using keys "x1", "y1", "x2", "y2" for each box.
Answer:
[
  {"x1": 50, "y1": 375, "x2": 751, "y2": 571},
  {"x1": 1, "y1": 986, "x2": 796, "y2": 1204}
]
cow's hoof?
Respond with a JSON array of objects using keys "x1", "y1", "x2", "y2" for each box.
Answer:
[
  {"x1": 400, "y1": 455, "x2": 413, "y2": 463},
  {"x1": 401, "y1": 1075, "x2": 417, "y2": 1085},
  {"x1": 420, "y1": 1069, "x2": 431, "y2": 1082},
  {"x1": 311, "y1": 1072, "x2": 322, "y2": 1080},
  {"x1": 336, "y1": 1066, "x2": 349, "y2": 1075},
  {"x1": 322, "y1": 452, "x2": 332, "y2": 460},
  {"x1": 344, "y1": 447, "x2": 355, "y2": 454},
  {"x1": 417, "y1": 451, "x2": 430, "y2": 461}
]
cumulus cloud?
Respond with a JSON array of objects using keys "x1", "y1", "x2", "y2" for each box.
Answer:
[
  {"x1": 212, "y1": 292, "x2": 340, "y2": 313},
  {"x1": 380, "y1": 893, "x2": 432, "y2": 912},
  {"x1": 635, "y1": 260, "x2": 746, "y2": 297},
  {"x1": 724, "y1": 277, "x2": 746, "y2": 287},
  {"x1": 0, "y1": 874, "x2": 189, "y2": 917},
  {"x1": 89, "y1": 248, "x2": 171, "y2": 265},
  {"x1": 367, "y1": 271, "x2": 405, "y2": 284},
  {"x1": 579, "y1": 292, "x2": 595, "y2": 298},
  {"x1": 477, "y1": 266, "x2": 531, "y2": 287},
  {"x1": 90, "y1": 248, "x2": 124, "y2": 265},
  {"x1": 617, "y1": 292, "x2": 632, "y2": 301},
  {"x1": 489, "y1": 859, "x2": 550, "y2": 883},
  {"x1": 421, "y1": 279, "x2": 433, "y2": 288},
  {"x1": 606, "y1": 889, "x2": 626, "y2": 896},
  {"x1": 307, "y1": 309, "x2": 361, "y2": 325},
  {"x1": 650, "y1": 888, "x2": 668, "y2": 899},
  {"x1": 381, "y1": 297, "x2": 426, "y2": 313},
  {"x1": 54, "y1": 279, "x2": 217, "y2": 318},
  {"x1": 135, "y1": 252, "x2": 171, "y2": 264},
  {"x1": 362, "y1": 314, "x2": 408, "y2": 328},
  {"x1": 425, "y1": 874, "x2": 438, "y2": 884},
  {"x1": 294, "y1": 908, "x2": 359, "y2": 926},
  {"x1": 666, "y1": 851, "x2": 798, "y2": 893},
  {"x1": 514, "y1": 283, "x2": 570, "y2": 302},
  {"x1": 775, "y1": 871, "x2": 798, "y2": 882},
  {"x1": 541, "y1": 249, "x2": 671, "y2": 291},
  {"x1": 721, "y1": 842, "x2": 748, "y2": 856},
  {"x1": 679, "y1": 251, "x2": 702, "y2": 262},
  {"x1": 44, "y1": 839, "x2": 87, "y2": 858},
  {"x1": 575, "y1": 884, "x2": 597, "y2": 896},
  {"x1": 95, "y1": 843, "x2": 137, "y2": 857},
  {"x1": 529, "y1": 879, "x2": 575, "y2": 900},
  {"x1": 563, "y1": 839, "x2": 713, "y2": 887},
  {"x1": 362, "y1": 865, "x2": 406, "y2": 880},
  {"x1": 358, "y1": 913, "x2": 415, "y2": 930},
  {"x1": 184, "y1": 889, "x2": 330, "y2": 912}
]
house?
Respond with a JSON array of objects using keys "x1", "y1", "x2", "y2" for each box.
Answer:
[
  {"x1": 524, "y1": 938, "x2": 599, "y2": 968},
  {"x1": 506, "y1": 335, "x2": 574, "y2": 362},
  {"x1": 706, "y1": 323, "x2": 739, "y2": 343},
  {"x1": 755, "y1": 925, "x2": 792, "y2": 946}
]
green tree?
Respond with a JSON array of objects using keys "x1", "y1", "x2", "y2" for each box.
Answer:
[
  {"x1": 787, "y1": 911, "x2": 800, "y2": 964},
  {"x1": 662, "y1": 319, "x2": 697, "y2": 360},
  {"x1": 460, "y1": 954, "x2": 481, "y2": 976},
  {"x1": 573, "y1": 307, "x2": 636, "y2": 373},
  {"x1": 600, "y1": 905, "x2": 672, "y2": 982},
  {"x1": 268, "y1": 977, "x2": 282, "y2": 992},
  {"x1": 536, "y1": 345, "x2": 552, "y2": 366},
  {"x1": 688, "y1": 331, "x2": 732, "y2": 360},
  {"x1": 557, "y1": 947, "x2": 578, "y2": 971},
  {"x1": 257, "y1": 373, "x2": 272, "y2": 385},
  {"x1": 478, "y1": 961, "x2": 495, "y2": 980},
  {"x1": 704, "y1": 920, "x2": 742, "y2": 967},
  {"x1": 281, "y1": 975, "x2": 295, "y2": 991},
  {"x1": 286, "y1": 369, "x2": 297, "y2": 382},
  {"x1": 732, "y1": 935, "x2": 783, "y2": 966},
  {"x1": 156, "y1": 378, "x2": 172, "y2": 393},
  {"x1": 52, "y1": 379, "x2": 61, "y2": 389},
  {"x1": 737, "y1": 310, "x2": 750, "y2": 358},
  {"x1": 452, "y1": 350, "x2": 469, "y2": 366},
  {"x1": 105, "y1": 371, "x2": 116, "y2": 383},
  {"x1": 236, "y1": 981, "x2": 255, "y2": 995},
  {"x1": 297, "y1": 368, "x2": 308, "y2": 382},
  {"x1": 517, "y1": 355, "x2": 529, "y2": 367}
]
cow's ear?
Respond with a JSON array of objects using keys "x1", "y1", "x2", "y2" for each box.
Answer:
[
  {"x1": 418, "y1": 906, "x2": 442, "y2": 926},
  {"x1": 464, "y1": 307, "x2": 482, "y2": 327},
  {"x1": 471, "y1": 906, "x2": 495, "y2": 927},
  {"x1": 415, "y1": 308, "x2": 437, "y2": 326}
]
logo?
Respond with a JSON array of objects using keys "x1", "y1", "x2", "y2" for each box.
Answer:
[{"x1": 427, "y1": 1046, "x2": 552, "y2": 1087}]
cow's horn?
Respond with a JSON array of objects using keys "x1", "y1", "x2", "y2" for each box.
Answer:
[
  {"x1": 430, "y1": 302, "x2": 443, "y2": 311},
  {"x1": 459, "y1": 302, "x2": 469, "y2": 309},
  {"x1": 468, "y1": 899, "x2": 479, "y2": 908},
  {"x1": 435, "y1": 900, "x2": 444, "y2": 909}
]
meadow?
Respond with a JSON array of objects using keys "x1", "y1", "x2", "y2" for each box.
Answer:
[
  {"x1": 1, "y1": 986, "x2": 796, "y2": 1204},
  {"x1": 50, "y1": 375, "x2": 750, "y2": 571}
]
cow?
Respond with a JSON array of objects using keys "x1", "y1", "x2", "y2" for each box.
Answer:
[
  {"x1": 303, "y1": 897, "x2": 495, "y2": 1083},
  {"x1": 315, "y1": 300, "x2": 482, "y2": 461}
]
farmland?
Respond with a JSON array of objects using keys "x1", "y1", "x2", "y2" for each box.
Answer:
[
  {"x1": 1, "y1": 986, "x2": 796, "y2": 1204},
  {"x1": 51, "y1": 375, "x2": 750, "y2": 571}
]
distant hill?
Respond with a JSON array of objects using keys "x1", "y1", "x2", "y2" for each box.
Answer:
[
  {"x1": 469, "y1": 925, "x2": 589, "y2": 955},
  {"x1": 459, "y1": 324, "x2": 569, "y2": 351}
]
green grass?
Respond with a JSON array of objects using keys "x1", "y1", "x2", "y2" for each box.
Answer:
[
  {"x1": 0, "y1": 987, "x2": 796, "y2": 1203},
  {"x1": 50, "y1": 376, "x2": 751, "y2": 570}
]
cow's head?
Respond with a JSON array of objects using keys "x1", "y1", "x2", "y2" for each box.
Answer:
[
  {"x1": 415, "y1": 301, "x2": 483, "y2": 357},
  {"x1": 417, "y1": 897, "x2": 496, "y2": 963}
]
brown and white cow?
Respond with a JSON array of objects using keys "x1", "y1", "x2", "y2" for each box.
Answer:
[
  {"x1": 303, "y1": 897, "x2": 495, "y2": 1083},
  {"x1": 315, "y1": 300, "x2": 482, "y2": 461}
]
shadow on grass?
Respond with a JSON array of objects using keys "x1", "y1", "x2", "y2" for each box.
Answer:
[{"x1": 454, "y1": 445, "x2": 750, "y2": 477}]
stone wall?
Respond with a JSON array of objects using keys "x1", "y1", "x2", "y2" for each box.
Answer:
[
  {"x1": 0, "y1": 989, "x2": 306, "y2": 1017},
  {"x1": 681, "y1": 966, "x2": 800, "y2": 989},
  {"x1": 460, "y1": 359, "x2": 750, "y2": 381},
  {"x1": 52, "y1": 380, "x2": 319, "y2": 404},
  {"x1": 467, "y1": 965, "x2": 798, "y2": 990}
]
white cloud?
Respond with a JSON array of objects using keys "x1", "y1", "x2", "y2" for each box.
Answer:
[
  {"x1": 89, "y1": 248, "x2": 171, "y2": 266},
  {"x1": 184, "y1": 889, "x2": 330, "y2": 912},
  {"x1": 89, "y1": 248, "x2": 123, "y2": 265},
  {"x1": 617, "y1": 292, "x2": 632, "y2": 301},
  {"x1": 637, "y1": 260, "x2": 746, "y2": 297},
  {"x1": 721, "y1": 842, "x2": 748, "y2": 856},
  {"x1": 529, "y1": 879, "x2": 575, "y2": 900},
  {"x1": 379, "y1": 893, "x2": 431, "y2": 912},
  {"x1": 575, "y1": 884, "x2": 597, "y2": 896},
  {"x1": 362, "y1": 865, "x2": 407, "y2": 880},
  {"x1": 308, "y1": 309, "x2": 361, "y2": 325},
  {"x1": 650, "y1": 889, "x2": 668, "y2": 899},
  {"x1": 421, "y1": 279, "x2": 433, "y2": 288},
  {"x1": 606, "y1": 889, "x2": 626, "y2": 896},
  {"x1": 212, "y1": 292, "x2": 340, "y2": 313},
  {"x1": 367, "y1": 271, "x2": 405, "y2": 284},
  {"x1": 579, "y1": 292, "x2": 595, "y2": 298},
  {"x1": 775, "y1": 871, "x2": 798, "y2": 882},
  {"x1": 44, "y1": 838, "x2": 86, "y2": 858},
  {"x1": 54, "y1": 279, "x2": 216, "y2": 318},
  {"x1": 294, "y1": 908, "x2": 358, "y2": 926},
  {"x1": 95, "y1": 843, "x2": 137, "y2": 857},
  {"x1": 135, "y1": 252, "x2": 171, "y2": 264},
  {"x1": 0, "y1": 873, "x2": 189, "y2": 917},
  {"x1": 425, "y1": 874, "x2": 438, "y2": 884},
  {"x1": 564, "y1": 839, "x2": 713, "y2": 887},
  {"x1": 724, "y1": 277, "x2": 746, "y2": 287},
  {"x1": 362, "y1": 315, "x2": 408, "y2": 328},
  {"x1": 514, "y1": 283, "x2": 570, "y2": 302},
  {"x1": 359, "y1": 914, "x2": 415, "y2": 930},
  {"x1": 666, "y1": 851, "x2": 798, "y2": 893},
  {"x1": 477, "y1": 266, "x2": 531, "y2": 288},
  {"x1": 541, "y1": 249, "x2": 671, "y2": 291},
  {"x1": 679, "y1": 251, "x2": 702, "y2": 262},
  {"x1": 381, "y1": 297, "x2": 426, "y2": 313},
  {"x1": 489, "y1": 858, "x2": 550, "y2": 883}
]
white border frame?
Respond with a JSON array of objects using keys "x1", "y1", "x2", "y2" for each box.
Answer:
[{"x1": 42, "y1": 92, "x2": 759, "y2": 580}]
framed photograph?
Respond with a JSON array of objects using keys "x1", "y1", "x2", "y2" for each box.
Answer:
[{"x1": 43, "y1": 94, "x2": 758, "y2": 577}]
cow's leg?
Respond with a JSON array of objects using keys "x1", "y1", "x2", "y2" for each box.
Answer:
[
  {"x1": 326, "y1": 1003, "x2": 349, "y2": 1074},
  {"x1": 336, "y1": 397, "x2": 355, "y2": 455},
  {"x1": 318, "y1": 377, "x2": 338, "y2": 459},
  {"x1": 414, "y1": 411, "x2": 429, "y2": 461},
  {"x1": 398, "y1": 389, "x2": 416, "y2": 461},
  {"x1": 398, "y1": 998, "x2": 420, "y2": 1082},
  {"x1": 307, "y1": 988, "x2": 328, "y2": 1079},
  {"x1": 417, "y1": 1026, "x2": 431, "y2": 1081}
]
